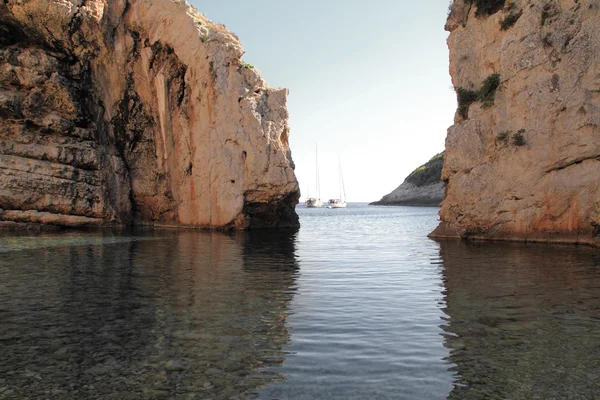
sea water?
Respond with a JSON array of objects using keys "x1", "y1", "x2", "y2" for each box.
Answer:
[{"x1": 0, "y1": 205, "x2": 599, "y2": 399}]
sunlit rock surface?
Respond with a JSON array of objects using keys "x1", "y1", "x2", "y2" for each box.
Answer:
[
  {"x1": 432, "y1": 0, "x2": 600, "y2": 245},
  {"x1": 0, "y1": 0, "x2": 299, "y2": 230}
]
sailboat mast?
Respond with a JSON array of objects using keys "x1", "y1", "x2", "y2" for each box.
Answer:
[
  {"x1": 316, "y1": 144, "x2": 320, "y2": 200},
  {"x1": 339, "y1": 157, "x2": 346, "y2": 202},
  {"x1": 342, "y1": 170, "x2": 346, "y2": 201},
  {"x1": 338, "y1": 157, "x2": 341, "y2": 200}
]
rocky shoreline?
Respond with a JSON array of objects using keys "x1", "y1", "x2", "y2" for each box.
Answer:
[
  {"x1": 430, "y1": 222, "x2": 600, "y2": 247},
  {"x1": 370, "y1": 183, "x2": 443, "y2": 207}
]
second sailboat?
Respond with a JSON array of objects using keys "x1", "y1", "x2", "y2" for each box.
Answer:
[{"x1": 327, "y1": 157, "x2": 347, "y2": 208}]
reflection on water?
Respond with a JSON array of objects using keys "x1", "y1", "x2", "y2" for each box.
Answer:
[
  {"x1": 0, "y1": 230, "x2": 299, "y2": 399},
  {"x1": 257, "y1": 206, "x2": 453, "y2": 399},
  {"x1": 438, "y1": 240, "x2": 600, "y2": 399},
  {"x1": 2, "y1": 206, "x2": 600, "y2": 399}
]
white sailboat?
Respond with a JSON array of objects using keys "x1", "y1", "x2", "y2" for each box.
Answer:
[
  {"x1": 305, "y1": 144, "x2": 323, "y2": 208},
  {"x1": 327, "y1": 157, "x2": 347, "y2": 208}
]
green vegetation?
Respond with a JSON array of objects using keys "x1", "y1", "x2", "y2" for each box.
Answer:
[
  {"x1": 456, "y1": 74, "x2": 501, "y2": 118},
  {"x1": 478, "y1": 73, "x2": 500, "y2": 108},
  {"x1": 465, "y1": 0, "x2": 506, "y2": 17},
  {"x1": 240, "y1": 61, "x2": 254, "y2": 70},
  {"x1": 405, "y1": 152, "x2": 444, "y2": 187},
  {"x1": 512, "y1": 129, "x2": 526, "y2": 146},
  {"x1": 495, "y1": 129, "x2": 526, "y2": 146},
  {"x1": 500, "y1": 10, "x2": 522, "y2": 30},
  {"x1": 457, "y1": 87, "x2": 479, "y2": 104}
]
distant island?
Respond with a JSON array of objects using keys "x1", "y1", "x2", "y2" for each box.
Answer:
[{"x1": 370, "y1": 152, "x2": 444, "y2": 206}]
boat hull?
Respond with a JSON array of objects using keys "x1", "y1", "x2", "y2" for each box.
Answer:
[
  {"x1": 305, "y1": 198, "x2": 323, "y2": 208},
  {"x1": 327, "y1": 200, "x2": 346, "y2": 208}
]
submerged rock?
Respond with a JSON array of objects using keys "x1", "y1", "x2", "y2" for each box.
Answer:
[
  {"x1": 431, "y1": 0, "x2": 600, "y2": 246},
  {"x1": 371, "y1": 152, "x2": 444, "y2": 206},
  {"x1": 0, "y1": 0, "x2": 299, "y2": 230}
]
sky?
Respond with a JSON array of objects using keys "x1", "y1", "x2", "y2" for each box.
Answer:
[{"x1": 191, "y1": 1, "x2": 456, "y2": 202}]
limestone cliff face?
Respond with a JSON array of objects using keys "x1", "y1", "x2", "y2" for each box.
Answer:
[
  {"x1": 432, "y1": 0, "x2": 600, "y2": 245},
  {"x1": 371, "y1": 152, "x2": 444, "y2": 206},
  {"x1": 0, "y1": 0, "x2": 299, "y2": 230}
]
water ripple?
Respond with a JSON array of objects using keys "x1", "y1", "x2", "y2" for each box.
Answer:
[{"x1": 1, "y1": 205, "x2": 599, "y2": 399}]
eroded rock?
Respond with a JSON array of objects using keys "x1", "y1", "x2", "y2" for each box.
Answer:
[
  {"x1": 431, "y1": 0, "x2": 600, "y2": 246},
  {"x1": 0, "y1": 0, "x2": 299, "y2": 230}
]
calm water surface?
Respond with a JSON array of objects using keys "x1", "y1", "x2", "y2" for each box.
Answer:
[{"x1": 1, "y1": 205, "x2": 599, "y2": 399}]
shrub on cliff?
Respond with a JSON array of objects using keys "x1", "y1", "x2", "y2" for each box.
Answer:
[
  {"x1": 456, "y1": 74, "x2": 501, "y2": 118},
  {"x1": 478, "y1": 73, "x2": 500, "y2": 107},
  {"x1": 466, "y1": 0, "x2": 506, "y2": 17},
  {"x1": 512, "y1": 129, "x2": 526, "y2": 146},
  {"x1": 495, "y1": 129, "x2": 526, "y2": 147},
  {"x1": 500, "y1": 10, "x2": 523, "y2": 30}
]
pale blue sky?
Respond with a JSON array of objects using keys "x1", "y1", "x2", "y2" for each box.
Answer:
[{"x1": 191, "y1": 1, "x2": 456, "y2": 202}]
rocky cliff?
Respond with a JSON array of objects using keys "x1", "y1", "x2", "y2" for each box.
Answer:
[
  {"x1": 0, "y1": 0, "x2": 299, "y2": 230},
  {"x1": 431, "y1": 0, "x2": 600, "y2": 245},
  {"x1": 371, "y1": 152, "x2": 444, "y2": 206}
]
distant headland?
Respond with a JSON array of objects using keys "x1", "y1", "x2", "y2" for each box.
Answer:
[{"x1": 370, "y1": 153, "x2": 444, "y2": 207}]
